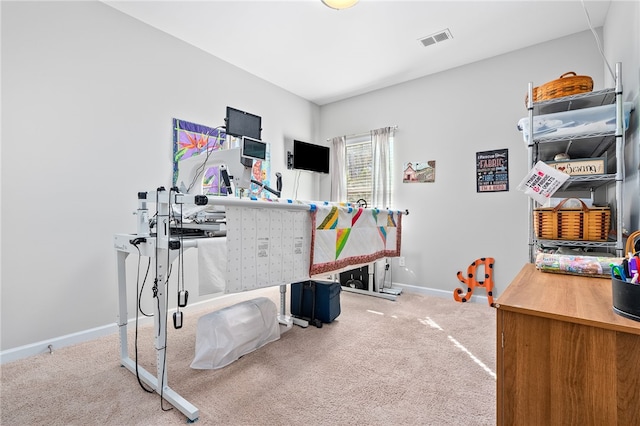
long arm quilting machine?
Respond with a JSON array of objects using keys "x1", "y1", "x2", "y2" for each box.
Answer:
[
  {"x1": 114, "y1": 188, "x2": 314, "y2": 421},
  {"x1": 114, "y1": 188, "x2": 405, "y2": 422}
]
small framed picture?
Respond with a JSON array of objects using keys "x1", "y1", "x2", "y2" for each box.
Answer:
[{"x1": 476, "y1": 149, "x2": 509, "y2": 192}]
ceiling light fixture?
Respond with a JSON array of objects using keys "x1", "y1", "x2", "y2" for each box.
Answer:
[{"x1": 322, "y1": 0, "x2": 359, "y2": 10}]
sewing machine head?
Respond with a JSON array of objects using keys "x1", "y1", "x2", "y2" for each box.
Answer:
[
  {"x1": 177, "y1": 137, "x2": 268, "y2": 197},
  {"x1": 176, "y1": 147, "x2": 250, "y2": 196}
]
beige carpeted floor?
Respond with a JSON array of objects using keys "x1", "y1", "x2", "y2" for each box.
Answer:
[{"x1": 1, "y1": 287, "x2": 497, "y2": 425}]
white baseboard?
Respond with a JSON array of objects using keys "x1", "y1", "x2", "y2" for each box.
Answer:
[
  {"x1": 0, "y1": 323, "x2": 119, "y2": 365},
  {"x1": 0, "y1": 288, "x2": 276, "y2": 365},
  {"x1": 1, "y1": 284, "x2": 486, "y2": 364},
  {"x1": 393, "y1": 282, "x2": 490, "y2": 305}
]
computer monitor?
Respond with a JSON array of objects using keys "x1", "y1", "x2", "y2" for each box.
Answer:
[
  {"x1": 225, "y1": 107, "x2": 262, "y2": 140},
  {"x1": 241, "y1": 136, "x2": 267, "y2": 161}
]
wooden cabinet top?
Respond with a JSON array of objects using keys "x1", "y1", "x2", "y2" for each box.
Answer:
[{"x1": 497, "y1": 263, "x2": 640, "y2": 335}]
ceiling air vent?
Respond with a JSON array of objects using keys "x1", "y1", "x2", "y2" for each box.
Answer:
[{"x1": 419, "y1": 28, "x2": 453, "y2": 47}]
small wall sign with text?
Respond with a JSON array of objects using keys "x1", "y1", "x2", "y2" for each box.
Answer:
[
  {"x1": 546, "y1": 157, "x2": 606, "y2": 176},
  {"x1": 476, "y1": 149, "x2": 509, "y2": 192}
]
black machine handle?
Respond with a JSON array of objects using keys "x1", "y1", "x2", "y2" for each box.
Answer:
[{"x1": 251, "y1": 178, "x2": 281, "y2": 198}]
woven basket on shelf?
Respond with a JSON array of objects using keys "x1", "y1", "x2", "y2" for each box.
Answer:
[
  {"x1": 525, "y1": 72, "x2": 593, "y2": 106},
  {"x1": 534, "y1": 198, "x2": 610, "y2": 241}
]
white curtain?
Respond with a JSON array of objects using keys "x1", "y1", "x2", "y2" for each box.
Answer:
[
  {"x1": 330, "y1": 135, "x2": 346, "y2": 202},
  {"x1": 371, "y1": 126, "x2": 394, "y2": 209}
]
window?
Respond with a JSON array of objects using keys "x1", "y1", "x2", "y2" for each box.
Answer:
[
  {"x1": 346, "y1": 138, "x2": 372, "y2": 203},
  {"x1": 345, "y1": 131, "x2": 394, "y2": 207}
]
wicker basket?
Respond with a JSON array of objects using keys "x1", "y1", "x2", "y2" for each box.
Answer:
[
  {"x1": 534, "y1": 198, "x2": 610, "y2": 241},
  {"x1": 525, "y1": 72, "x2": 593, "y2": 106}
]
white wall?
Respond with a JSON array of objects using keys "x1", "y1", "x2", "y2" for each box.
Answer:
[
  {"x1": 1, "y1": 1, "x2": 320, "y2": 352},
  {"x1": 319, "y1": 28, "x2": 631, "y2": 298},
  {"x1": 2, "y1": 1, "x2": 638, "y2": 356},
  {"x1": 604, "y1": 0, "x2": 640, "y2": 233}
]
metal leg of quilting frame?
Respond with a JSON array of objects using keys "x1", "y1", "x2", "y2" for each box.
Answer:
[
  {"x1": 277, "y1": 284, "x2": 308, "y2": 329},
  {"x1": 114, "y1": 239, "x2": 199, "y2": 423},
  {"x1": 341, "y1": 286, "x2": 397, "y2": 301}
]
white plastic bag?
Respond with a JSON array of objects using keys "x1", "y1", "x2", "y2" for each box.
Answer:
[
  {"x1": 517, "y1": 161, "x2": 569, "y2": 205},
  {"x1": 191, "y1": 297, "x2": 280, "y2": 369}
]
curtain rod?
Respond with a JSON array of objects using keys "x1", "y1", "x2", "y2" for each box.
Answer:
[{"x1": 326, "y1": 125, "x2": 398, "y2": 141}]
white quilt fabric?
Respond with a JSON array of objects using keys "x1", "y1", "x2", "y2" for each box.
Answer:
[{"x1": 223, "y1": 205, "x2": 312, "y2": 293}]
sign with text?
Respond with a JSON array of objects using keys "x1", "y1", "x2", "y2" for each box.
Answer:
[
  {"x1": 517, "y1": 161, "x2": 569, "y2": 205},
  {"x1": 546, "y1": 157, "x2": 606, "y2": 176},
  {"x1": 476, "y1": 149, "x2": 509, "y2": 192}
]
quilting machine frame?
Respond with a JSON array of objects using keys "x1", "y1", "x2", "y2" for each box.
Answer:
[{"x1": 113, "y1": 188, "x2": 312, "y2": 422}]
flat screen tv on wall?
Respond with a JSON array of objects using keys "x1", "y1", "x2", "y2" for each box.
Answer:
[{"x1": 293, "y1": 140, "x2": 330, "y2": 174}]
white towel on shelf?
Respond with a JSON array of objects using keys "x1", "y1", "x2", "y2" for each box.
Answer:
[{"x1": 197, "y1": 237, "x2": 227, "y2": 296}]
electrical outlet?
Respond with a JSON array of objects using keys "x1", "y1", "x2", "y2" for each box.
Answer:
[{"x1": 398, "y1": 257, "x2": 405, "y2": 267}]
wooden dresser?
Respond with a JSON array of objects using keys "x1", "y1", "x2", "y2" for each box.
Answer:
[{"x1": 496, "y1": 263, "x2": 640, "y2": 425}]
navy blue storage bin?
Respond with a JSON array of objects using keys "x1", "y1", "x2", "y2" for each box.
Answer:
[{"x1": 291, "y1": 280, "x2": 341, "y2": 324}]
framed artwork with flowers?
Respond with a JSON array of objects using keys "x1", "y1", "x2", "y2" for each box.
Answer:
[{"x1": 172, "y1": 118, "x2": 272, "y2": 198}]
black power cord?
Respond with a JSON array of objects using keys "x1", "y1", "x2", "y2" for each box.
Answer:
[
  {"x1": 174, "y1": 201, "x2": 187, "y2": 329},
  {"x1": 130, "y1": 241, "x2": 154, "y2": 394}
]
